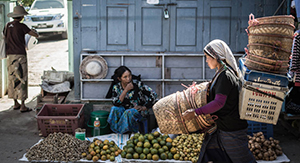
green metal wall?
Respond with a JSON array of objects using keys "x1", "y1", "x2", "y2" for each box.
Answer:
[
  {"x1": 0, "y1": 0, "x2": 15, "y2": 97},
  {"x1": 67, "y1": 0, "x2": 73, "y2": 72}
]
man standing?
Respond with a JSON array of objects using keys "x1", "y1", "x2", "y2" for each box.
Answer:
[{"x1": 4, "y1": 6, "x2": 39, "y2": 112}]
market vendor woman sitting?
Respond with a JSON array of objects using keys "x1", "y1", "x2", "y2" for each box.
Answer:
[{"x1": 106, "y1": 66, "x2": 158, "y2": 134}]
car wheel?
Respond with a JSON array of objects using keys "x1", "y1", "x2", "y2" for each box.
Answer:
[{"x1": 61, "y1": 32, "x2": 68, "y2": 39}]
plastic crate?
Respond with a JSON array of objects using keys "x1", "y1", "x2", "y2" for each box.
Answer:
[
  {"x1": 247, "y1": 121, "x2": 273, "y2": 138},
  {"x1": 239, "y1": 81, "x2": 288, "y2": 125},
  {"x1": 238, "y1": 58, "x2": 290, "y2": 87},
  {"x1": 37, "y1": 104, "x2": 85, "y2": 137}
]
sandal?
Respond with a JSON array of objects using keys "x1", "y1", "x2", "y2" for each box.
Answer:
[
  {"x1": 13, "y1": 106, "x2": 20, "y2": 110},
  {"x1": 20, "y1": 107, "x2": 32, "y2": 113}
]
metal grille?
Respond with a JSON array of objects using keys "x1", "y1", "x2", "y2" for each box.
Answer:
[
  {"x1": 33, "y1": 25, "x2": 53, "y2": 29},
  {"x1": 31, "y1": 16, "x2": 53, "y2": 21}
]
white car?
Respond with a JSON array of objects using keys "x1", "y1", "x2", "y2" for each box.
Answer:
[{"x1": 23, "y1": 0, "x2": 68, "y2": 39}]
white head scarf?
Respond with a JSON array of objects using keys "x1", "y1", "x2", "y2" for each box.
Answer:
[{"x1": 204, "y1": 39, "x2": 240, "y2": 77}]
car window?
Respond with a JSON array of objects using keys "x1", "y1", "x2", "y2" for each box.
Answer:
[{"x1": 31, "y1": 1, "x2": 64, "y2": 9}]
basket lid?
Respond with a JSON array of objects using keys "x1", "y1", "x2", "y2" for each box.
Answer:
[{"x1": 80, "y1": 55, "x2": 108, "y2": 79}]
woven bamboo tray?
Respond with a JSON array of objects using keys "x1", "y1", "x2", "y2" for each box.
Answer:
[
  {"x1": 256, "y1": 15, "x2": 294, "y2": 25},
  {"x1": 248, "y1": 34, "x2": 293, "y2": 51},
  {"x1": 245, "y1": 52, "x2": 289, "y2": 66},
  {"x1": 153, "y1": 82, "x2": 211, "y2": 134},
  {"x1": 247, "y1": 23, "x2": 294, "y2": 37},
  {"x1": 247, "y1": 43, "x2": 291, "y2": 60},
  {"x1": 244, "y1": 58, "x2": 289, "y2": 75}
]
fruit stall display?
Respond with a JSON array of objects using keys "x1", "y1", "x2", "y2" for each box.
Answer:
[
  {"x1": 121, "y1": 131, "x2": 174, "y2": 161},
  {"x1": 171, "y1": 133, "x2": 205, "y2": 162},
  {"x1": 24, "y1": 131, "x2": 286, "y2": 162},
  {"x1": 121, "y1": 132, "x2": 205, "y2": 163},
  {"x1": 81, "y1": 138, "x2": 122, "y2": 162}
]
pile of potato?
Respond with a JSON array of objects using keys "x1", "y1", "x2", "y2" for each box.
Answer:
[{"x1": 248, "y1": 132, "x2": 282, "y2": 161}]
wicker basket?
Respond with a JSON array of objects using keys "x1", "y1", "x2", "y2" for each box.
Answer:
[
  {"x1": 247, "y1": 23, "x2": 294, "y2": 37},
  {"x1": 248, "y1": 34, "x2": 293, "y2": 51},
  {"x1": 244, "y1": 58, "x2": 289, "y2": 75},
  {"x1": 247, "y1": 43, "x2": 291, "y2": 60},
  {"x1": 245, "y1": 52, "x2": 289, "y2": 66},
  {"x1": 256, "y1": 15, "x2": 294, "y2": 25},
  {"x1": 153, "y1": 82, "x2": 212, "y2": 134}
]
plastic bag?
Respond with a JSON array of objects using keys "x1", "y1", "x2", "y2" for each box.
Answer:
[
  {"x1": 0, "y1": 31, "x2": 6, "y2": 60},
  {"x1": 25, "y1": 34, "x2": 38, "y2": 50}
]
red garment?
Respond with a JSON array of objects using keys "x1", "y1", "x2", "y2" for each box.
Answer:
[
  {"x1": 5, "y1": 20, "x2": 31, "y2": 55},
  {"x1": 295, "y1": 82, "x2": 300, "y2": 87},
  {"x1": 291, "y1": 34, "x2": 300, "y2": 84}
]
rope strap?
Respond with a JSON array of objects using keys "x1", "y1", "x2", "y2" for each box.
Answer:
[
  {"x1": 243, "y1": 84, "x2": 284, "y2": 101},
  {"x1": 176, "y1": 91, "x2": 189, "y2": 134}
]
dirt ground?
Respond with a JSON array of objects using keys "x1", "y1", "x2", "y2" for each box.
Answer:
[{"x1": 0, "y1": 35, "x2": 300, "y2": 163}]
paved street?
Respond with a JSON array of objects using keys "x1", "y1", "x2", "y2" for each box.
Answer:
[{"x1": 27, "y1": 35, "x2": 69, "y2": 86}]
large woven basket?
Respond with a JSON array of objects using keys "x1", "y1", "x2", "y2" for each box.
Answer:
[
  {"x1": 244, "y1": 58, "x2": 289, "y2": 75},
  {"x1": 248, "y1": 34, "x2": 293, "y2": 51},
  {"x1": 247, "y1": 23, "x2": 294, "y2": 37},
  {"x1": 153, "y1": 82, "x2": 212, "y2": 134},
  {"x1": 256, "y1": 15, "x2": 294, "y2": 25},
  {"x1": 247, "y1": 43, "x2": 291, "y2": 60},
  {"x1": 245, "y1": 52, "x2": 289, "y2": 66}
]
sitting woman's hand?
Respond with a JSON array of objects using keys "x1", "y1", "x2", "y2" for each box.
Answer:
[
  {"x1": 124, "y1": 82, "x2": 134, "y2": 91},
  {"x1": 134, "y1": 105, "x2": 147, "y2": 111},
  {"x1": 182, "y1": 109, "x2": 197, "y2": 121}
]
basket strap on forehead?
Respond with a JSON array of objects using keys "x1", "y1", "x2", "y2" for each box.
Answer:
[{"x1": 205, "y1": 45, "x2": 220, "y2": 60}]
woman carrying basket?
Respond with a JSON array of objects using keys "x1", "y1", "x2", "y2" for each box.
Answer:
[{"x1": 182, "y1": 39, "x2": 256, "y2": 163}]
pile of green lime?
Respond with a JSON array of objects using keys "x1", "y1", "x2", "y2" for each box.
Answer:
[
  {"x1": 171, "y1": 133, "x2": 205, "y2": 163},
  {"x1": 121, "y1": 131, "x2": 177, "y2": 161}
]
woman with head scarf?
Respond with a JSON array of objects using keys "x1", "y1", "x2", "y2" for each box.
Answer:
[
  {"x1": 107, "y1": 66, "x2": 158, "y2": 134},
  {"x1": 182, "y1": 39, "x2": 256, "y2": 163}
]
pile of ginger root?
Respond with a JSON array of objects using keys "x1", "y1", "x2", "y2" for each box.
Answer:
[{"x1": 248, "y1": 132, "x2": 283, "y2": 161}]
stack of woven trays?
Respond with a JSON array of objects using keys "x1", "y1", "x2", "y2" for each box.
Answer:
[{"x1": 244, "y1": 14, "x2": 295, "y2": 75}]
